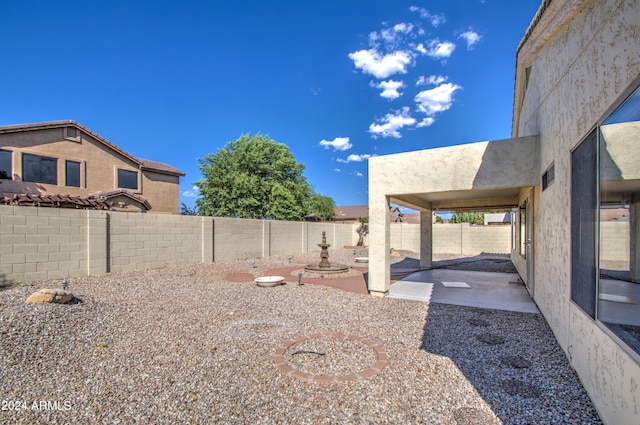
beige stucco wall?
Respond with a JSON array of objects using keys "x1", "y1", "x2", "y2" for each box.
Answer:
[
  {"x1": 141, "y1": 170, "x2": 181, "y2": 214},
  {"x1": 368, "y1": 136, "x2": 539, "y2": 295},
  {"x1": 0, "y1": 126, "x2": 181, "y2": 214},
  {"x1": 515, "y1": 0, "x2": 640, "y2": 422}
]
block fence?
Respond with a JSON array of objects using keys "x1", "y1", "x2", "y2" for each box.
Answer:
[{"x1": 0, "y1": 205, "x2": 540, "y2": 285}]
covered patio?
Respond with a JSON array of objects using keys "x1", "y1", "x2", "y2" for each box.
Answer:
[{"x1": 367, "y1": 135, "x2": 540, "y2": 297}]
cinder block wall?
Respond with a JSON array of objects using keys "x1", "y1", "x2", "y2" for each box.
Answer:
[
  {"x1": 1, "y1": 206, "x2": 529, "y2": 285},
  {"x1": 600, "y1": 221, "x2": 629, "y2": 262},
  {"x1": 109, "y1": 212, "x2": 204, "y2": 272},
  {"x1": 0, "y1": 206, "x2": 89, "y2": 283},
  {"x1": 0, "y1": 206, "x2": 359, "y2": 284},
  {"x1": 393, "y1": 223, "x2": 512, "y2": 255}
]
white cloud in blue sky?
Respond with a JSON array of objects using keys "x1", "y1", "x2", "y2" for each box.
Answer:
[
  {"x1": 337, "y1": 154, "x2": 373, "y2": 163},
  {"x1": 409, "y1": 6, "x2": 446, "y2": 27},
  {"x1": 182, "y1": 186, "x2": 199, "y2": 198},
  {"x1": 424, "y1": 40, "x2": 456, "y2": 59},
  {"x1": 459, "y1": 30, "x2": 481, "y2": 49},
  {"x1": 371, "y1": 80, "x2": 405, "y2": 99},
  {"x1": 417, "y1": 75, "x2": 448, "y2": 86},
  {"x1": 348, "y1": 49, "x2": 412, "y2": 79},
  {"x1": 369, "y1": 107, "x2": 417, "y2": 138},
  {"x1": 414, "y1": 83, "x2": 462, "y2": 116},
  {"x1": 320, "y1": 137, "x2": 352, "y2": 151}
]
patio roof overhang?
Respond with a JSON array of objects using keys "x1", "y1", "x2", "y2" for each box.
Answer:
[{"x1": 369, "y1": 135, "x2": 540, "y2": 213}]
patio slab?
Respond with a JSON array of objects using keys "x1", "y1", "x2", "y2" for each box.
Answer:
[{"x1": 389, "y1": 269, "x2": 539, "y2": 313}]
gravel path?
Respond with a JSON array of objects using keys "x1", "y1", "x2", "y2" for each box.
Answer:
[{"x1": 0, "y1": 250, "x2": 601, "y2": 424}]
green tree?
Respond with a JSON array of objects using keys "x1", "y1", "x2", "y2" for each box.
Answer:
[
  {"x1": 450, "y1": 212, "x2": 484, "y2": 225},
  {"x1": 356, "y1": 216, "x2": 369, "y2": 246},
  {"x1": 195, "y1": 134, "x2": 332, "y2": 221},
  {"x1": 306, "y1": 191, "x2": 335, "y2": 221},
  {"x1": 180, "y1": 203, "x2": 198, "y2": 216}
]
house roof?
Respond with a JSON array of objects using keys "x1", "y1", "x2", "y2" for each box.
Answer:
[
  {"x1": 334, "y1": 205, "x2": 369, "y2": 221},
  {"x1": 0, "y1": 120, "x2": 185, "y2": 177},
  {"x1": 90, "y1": 189, "x2": 152, "y2": 210},
  {"x1": 516, "y1": 0, "x2": 552, "y2": 56}
]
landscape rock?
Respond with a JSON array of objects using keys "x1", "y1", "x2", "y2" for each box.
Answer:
[{"x1": 25, "y1": 288, "x2": 73, "y2": 304}]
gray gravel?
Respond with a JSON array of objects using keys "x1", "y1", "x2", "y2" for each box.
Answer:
[{"x1": 0, "y1": 250, "x2": 601, "y2": 424}]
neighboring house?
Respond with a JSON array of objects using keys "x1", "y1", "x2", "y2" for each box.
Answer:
[
  {"x1": 483, "y1": 212, "x2": 511, "y2": 225},
  {"x1": 0, "y1": 121, "x2": 185, "y2": 214},
  {"x1": 334, "y1": 204, "x2": 404, "y2": 223},
  {"x1": 368, "y1": 0, "x2": 640, "y2": 423}
]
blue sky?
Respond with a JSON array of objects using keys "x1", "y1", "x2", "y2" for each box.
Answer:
[{"x1": 0, "y1": 0, "x2": 541, "y2": 209}]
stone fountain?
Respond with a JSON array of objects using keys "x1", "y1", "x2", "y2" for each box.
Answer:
[{"x1": 305, "y1": 231, "x2": 348, "y2": 274}]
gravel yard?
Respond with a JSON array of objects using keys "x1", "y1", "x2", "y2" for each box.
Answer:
[{"x1": 0, "y1": 250, "x2": 601, "y2": 424}]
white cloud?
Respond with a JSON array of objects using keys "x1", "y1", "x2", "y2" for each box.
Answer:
[
  {"x1": 334, "y1": 168, "x2": 341, "y2": 172},
  {"x1": 348, "y1": 49, "x2": 412, "y2": 79},
  {"x1": 368, "y1": 107, "x2": 417, "y2": 139},
  {"x1": 319, "y1": 137, "x2": 352, "y2": 151},
  {"x1": 417, "y1": 75, "x2": 448, "y2": 86},
  {"x1": 425, "y1": 40, "x2": 456, "y2": 59},
  {"x1": 409, "y1": 6, "x2": 445, "y2": 27},
  {"x1": 414, "y1": 83, "x2": 462, "y2": 116},
  {"x1": 417, "y1": 117, "x2": 435, "y2": 127},
  {"x1": 370, "y1": 23, "x2": 415, "y2": 50},
  {"x1": 372, "y1": 79, "x2": 405, "y2": 99},
  {"x1": 414, "y1": 43, "x2": 427, "y2": 54},
  {"x1": 337, "y1": 154, "x2": 373, "y2": 163},
  {"x1": 182, "y1": 186, "x2": 200, "y2": 198},
  {"x1": 459, "y1": 30, "x2": 481, "y2": 49},
  {"x1": 355, "y1": 172, "x2": 363, "y2": 177}
]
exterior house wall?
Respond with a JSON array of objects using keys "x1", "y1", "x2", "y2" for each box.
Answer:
[
  {"x1": 514, "y1": 0, "x2": 640, "y2": 422},
  {"x1": 140, "y1": 170, "x2": 181, "y2": 214},
  {"x1": 0, "y1": 122, "x2": 183, "y2": 214}
]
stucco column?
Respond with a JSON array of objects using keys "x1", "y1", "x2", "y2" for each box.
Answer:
[
  {"x1": 630, "y1": 200, "x2": 640, "y2": 283},
  {"x1": 420, "y1": 209, "x2": 433, "y2": 269},
  {"x1": 368, "y1": 195, "x2": 391, "y2": 296}
]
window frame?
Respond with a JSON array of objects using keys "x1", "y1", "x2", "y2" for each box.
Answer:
[
  {"x1": 65, "y1": 160, "x2": 82, "y2": 188},
  {"x1": 117, "y1": 168, "x2": 139, "y2": 191},
  {"x1": 21, "y1": 152, "x2": 58, "y2": 185},
  {"x1": 571, "y1": 76, "x2": 640, "y2": 363},
  {"x1": 0, "y1": 149, "x2": 12, "y2": 180}
]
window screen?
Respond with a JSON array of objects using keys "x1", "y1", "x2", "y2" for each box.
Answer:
[
  {"x1": 118, "y1": 169, "x2": 138, "y2": 190},
  {"x1": 22, "y1": 153, "x2": 58, "y2": 185},
  {"x1": 570, "y1": 130, "x2": 597, "y2": 318},
  {"x1": 65, "y1": 160, "x2": 81, "y2": 187}
]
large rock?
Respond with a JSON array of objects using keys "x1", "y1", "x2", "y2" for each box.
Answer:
[{"x1": 26, "y1": 289, "x2": 73, "y2": 304}]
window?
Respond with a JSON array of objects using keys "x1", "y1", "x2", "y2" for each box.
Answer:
[
  {"x1": 542, "y1": 162, "x2": 555, "y2": 190},
  {"x1": 117, "y1": 168, "x2": 138, "y2": 190},
  {"x1": 0, "y1": 150, "x2": 11, "y2": 180},
  {"x1": 519, "y1": 202, "x2": 527, "y2": 257},
  {"x1": 572, "y1": 82, "x2": 640, "y2": 356},
  {"x1": 22, "y1": 153, "x2": 57, "y2": 185},
  {"x1": 65, "y1": 160, "x2": 81, "y2": 187},
  {"x1": 571, "y1": 131, "x2": 597, "y2": 318}
]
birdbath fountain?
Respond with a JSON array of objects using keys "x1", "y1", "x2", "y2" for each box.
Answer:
[{"x1": 305, "y1": 231, "x2": 348, "y2": 274}]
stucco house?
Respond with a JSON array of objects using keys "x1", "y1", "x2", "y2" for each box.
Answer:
[
  {"x1": 368, "y1": 0, "x2": 639, "y2": 423},
  {"x1": 0, "y1": 121, "x2": 184, "y2": 214}
]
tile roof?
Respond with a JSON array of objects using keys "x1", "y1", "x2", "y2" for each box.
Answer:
[
  {"x1": 90, "y1": 189, "x2": 152, "y2": 210},
  {"x1": 0, "y1": 120, "x2": 185, "y2": 177},
  {"x1": 3, "y1": 193, "x2": 112, "y2": 210}
]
